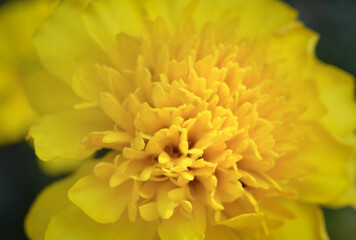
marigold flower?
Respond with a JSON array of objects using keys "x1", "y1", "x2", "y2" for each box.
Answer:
[
  {"x1": 26, "y1": 0, "x2": 356, "y2": 239},
  {"x1": 0, "y1": 0, "x2": 59, "y2": 145}
]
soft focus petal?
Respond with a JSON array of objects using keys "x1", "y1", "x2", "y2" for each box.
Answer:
[
  {"x1": 33, "y1": 0, "x2": 109, "y2": 84},
  {"x1": 82, "y1": 0, "x2": 146, "y2": 52},
  {"x1": 25, "y1": 161, "x2": 95, "y2": 240},
  {"x1": 29, "y1": 108, "x2": 113, "y2": 161},
  {"x1": 314, "y1": 62, "x2": 356, "y2": 137},
  {"x1": 0, "y1": 0, "x2": 58, "y2": 62},
  {"x1": 288, "y1": 127, "x2": 352, "y2": 204},
  {"x1": 44, "y1": 206, "x2": 157, "y2": 240},
  {"x1": 38, "y1": 157, "x2": 85, "y2": 176},
  {"x1": 0, "y1": 67, "x2": 36, "y2": 144},
  {"x1": 325, "y1": 134, "x2": 356, "y2": 208},
  {"x1": 205, "y1": 225, "x2": 241, "y2": 240},
  {"x1": 145, "y1": 0, "x2": 297, "y2": 39},
  {"x1": 158, "y1": 211, "x2": 205, "y2": 240},
  {"x1": 269, "y1": 201, "x2": 328, "y2": 240},
  {"x1": 197, "y1": 0, "x2": 297, "y2": 39},
  {"x1": 68, "y1": 175, "x2": 129, "y2": 223},
  {"x1": 0, "y1": 0, "x2": 59, "y2": 144},
  {"x1": 25, "y1": 69, "x2": 81, "y2": 115},
  {"x1": 144, "y1": 0, "x2": 193, "y2": 31}
]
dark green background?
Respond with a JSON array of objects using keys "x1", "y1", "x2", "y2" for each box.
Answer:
[{"x1": 0, "y1": 0, "x2": 355, "y2": 239}]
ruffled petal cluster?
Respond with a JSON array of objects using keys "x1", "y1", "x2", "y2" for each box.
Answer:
[{"x1": 25, "y1": 0, "x2": 356, "y2": 239}]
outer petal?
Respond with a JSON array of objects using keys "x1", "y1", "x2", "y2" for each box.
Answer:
[
  {"x1": 269, "y1": 201, "x2": 328, "y2": 240},
  {"x1": 266, "y1": 24, "x2": 327, "y2": 120},
  {"x1": 288, "y1": 126, "x2": 352, "y2": 204},
  {"x1": 205, "y1": 225, "x2": 241, "y2": 240},
  {"x1": 144, "y1": 0, "x2": 297, "y2": 39},
  {"x1": 196, "y1": 0, "x2": 298, "y2": 39},
  {"x1": 25, "y1": 68, "x2": 81, "y2": 115},
  {"x1": 158, "y1": 211, "x2": 205, "y2": 240},
  {"x1": 215, "y1": 212, "x2": 264, "y2": 229},
  {"x1": 38, "y1": 157, "x2": 85, "y2": 176},
  {"x1": 0, "y1": 67, "x2": 36, "y2": 144},
  {"x1": 29, "y1": 108, "x2": 113, "y2": 161},
  {"x1": 325, "y1": 134, "x2": 356, "y2": 208},
  {"x1": 82, "y1": 0, "x2": 146, "y2": 53},
  {"x1": 313, "y1": 61, "x2": 356, "y2": 137},
  {"x1": 25, "y1": 161, "x2": 96, "y2": 240},
  {"x1": 68, "y1": 175, "x2": 130, "y2": 223},
  {"x1": 0, "y1": 0, "x2": 58, "y2": 63},
  {"x1": 44, "y1": 206, "x2": 157, "y2": 240},
  {"x1": 144, "y1": 0, "x2": 193, "y2": 32},
  {"x1": 0, "y1": 0, "x2": 58, "y2": 144},
  {"x1": 205, "y1": 225, "x2": 262, "y2": 240},
  {"x1": 33, "y1": 0, "x2": 109, "y2": 84},
  {"x1": 267, "y1": 22, "x2": 318, "y2": 76}
]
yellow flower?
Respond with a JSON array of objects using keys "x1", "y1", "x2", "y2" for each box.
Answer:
[
  {"x1": 0, "y1": 0, "x2": 58, "y2": 145},
  {"x1": 26, "y1": 0, "x2": 356, "y2": 239}
]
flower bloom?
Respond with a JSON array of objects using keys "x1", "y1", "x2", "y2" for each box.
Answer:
[
  {"x1": 0, "y1": 0, "x2": 58, "y2": 145},
  {"x1": 26, "y1": 0, "x2": 356, "y2": 239}
]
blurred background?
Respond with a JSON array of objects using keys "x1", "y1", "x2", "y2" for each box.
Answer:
[{"x1": 0, "y1": 0, "x2": 355, "y2": 239}]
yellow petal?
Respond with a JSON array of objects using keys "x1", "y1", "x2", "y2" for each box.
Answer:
[
  {"x1": 33, "y1": 0, "x2": 109, "y2": 84},
  {"x1": 325, "y1": 134, "x2": 356, "y2": 208},
  {"x1": 267, "y1": 23, "x2": 318, "y2": 76},
  {"x1": 96, "y1": 64, "x2": 133, "y2": 100},
  {"x1": 157, "y1": 182, "x2": 175, "y2": 219},
  {"x1": 158, "y1": 211, "x2": 205, "y2": 240},
  {"x1": 29, "y1": 108, "x2": 112, "y2": 161},
  {"x1": 205, "y1": 225, "x2": 241, "y2": 240},
  {"x1": 195, "y1": 0, "x2": 297, "y2": 39},
  {"x1": 288, "y1": 126, "x2": 352, "y2": 204},
  {"x1": 25, "y1": 177, "x2": 72, "y2": 240},
  {"x1": 68, "y1": 175, "x2": 130, "y2": 223},
  {"x1": 25, "y1": 68, "x2": 81, "y2": 115},
  {"x1": 269, "y1": 201, "x2": 328, "y2": 240},
  {"x1": 94, "y1": 162, "x2": 116, "y2": 179},
  {"x1": 72, "y1": 65, "x2": 107, "y2": 102},
  {"x1": 0, "y1": 72, "x2": 36, "y2": 144},
  {"x1": 44, "y1": 206, "x2": 157, "y2": 240},
  {"x1": 314, "y1": 61, "x2": 356, "y2": 137},
  {"x1": 38, "y1": 157, "x2": 85, "y2": 176},
  {"x1": 139, "y1": 202, "x2": 159, "y2": 221},
  {"x1": 25, "y1": 161, "x2": 95, "y2": 240},
  {"x1": 266, "y1": 24, "x2": 327, "y2": 120},
  {"x1": 0, "y1": 0, "x2": 58, "y2": 62},
  {"x1": 82, "y1": 0, "x2": 146, "y2": 53},
  {"x1": 98, "y1": 92, "x2": 133, "y2": 132},
  {"x1": 0, "y1": 0, "x2": 59, "y2": 144},
  {"x1": 215, "y1": 212, "x2": 264, "y2": 229},
  {"x1": 102, "y1": 131, "x2": 133, "y2": 144},
  {"x1": 144, "y1": 0, "x2": 190, "y2": 32},
  {"x1": 108, "y1": 33, "x2": 142, "y2": 71}
]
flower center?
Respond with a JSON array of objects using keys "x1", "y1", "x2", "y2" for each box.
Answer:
[{"x1": 81, "y1": 19, "x2": 309, "y2": 223}]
